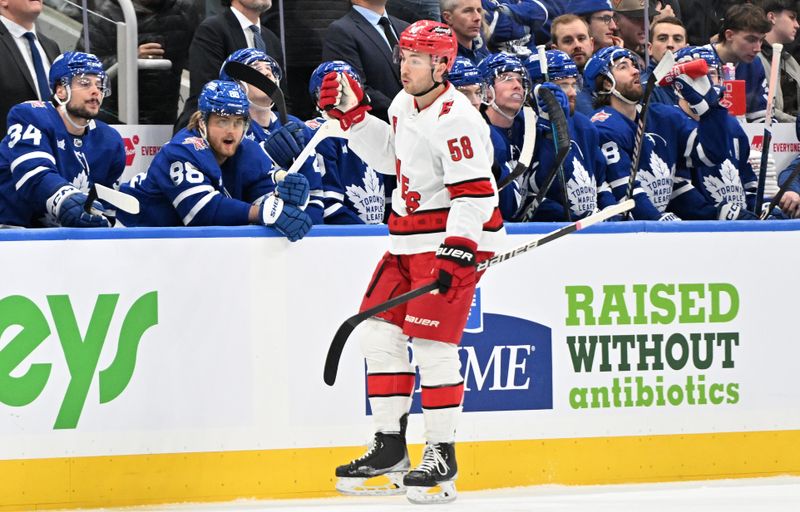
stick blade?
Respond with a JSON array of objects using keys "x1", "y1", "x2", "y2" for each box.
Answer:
[
  {"x1": 653, "y1": 49, "x2": 675, "y2": 82},
  {"x1": 95, "y1": 184, "x2": 140, "y2": 214},
  {"x1": 324, "y1": 318, "x2": 359, "y2": 386}
]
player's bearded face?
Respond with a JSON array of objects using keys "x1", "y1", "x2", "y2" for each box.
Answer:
[
  {"x1": 206, "y1": 113, "x2": 247, "y2": 159},
  {"x1": 65, "y1": 74, "x2": 105, "y2": 119},
  {"x1": 554, "y1": 77, "x2": 578, "y2": 114},
  {"x1": 611, "y1": 58, "x2": 643, "y2": 102}
]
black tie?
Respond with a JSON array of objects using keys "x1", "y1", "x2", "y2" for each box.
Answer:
[
  {"x1": 378, "y1": 17, "x2": 398, "y2": 49},
  {"x1": 249, "y1": 25, "x2": 266, "y2": 52},
  {"x1": 23, "y1": 32, "x2": 50, "y2": 100}
]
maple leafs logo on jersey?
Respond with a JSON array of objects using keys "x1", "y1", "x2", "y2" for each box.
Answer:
[
  {"x1": 702, "y1": 159, "x2": 746, "y2": 207},
  {"x1": 637, "y1": 151, "x2": 673, "y2": 212},
  {"x1": 566, "y1": 157, "x2": 597, "y2": 216},
  {"x1": 71, "y1": 171, "x2": 90, "y2": 193},
  {"x1": 345, "y1": 167, "x2": 385, "y2": 224}
]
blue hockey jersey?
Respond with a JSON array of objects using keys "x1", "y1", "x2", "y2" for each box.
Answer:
[
  {"x1": 0, "y1": 101, "x2": 125, "y2": 227},
  {"x1": 679, "y1": 114, "x2": 758, "y2": 218},
  {"x1": 246, "y1": 113, "x2": 324, "y2": 224},
  {"x1": 488, "y1": 112, "x2": 527, "y2": 219},
  {"x1": 304, "y1": 117, "x2": 394, "y2": 224},
  {"x1": 118, "y1": 128, "x2": 273, "y2": 227},
  {"x1": 591, "y1": 102, "x2": 728, "y2": 220}
]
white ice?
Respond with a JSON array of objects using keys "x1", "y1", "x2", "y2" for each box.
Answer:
[{"x1": 82, "y1": 476, "x2": 800, "y2": 512}]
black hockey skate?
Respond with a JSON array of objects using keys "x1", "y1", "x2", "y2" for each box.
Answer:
[
  {"x1": 404, "y1": 442, "x2": 458, "y2": 504},
  {"x1": 335, "y1": 417, "x2": 410, "y2": 496}
]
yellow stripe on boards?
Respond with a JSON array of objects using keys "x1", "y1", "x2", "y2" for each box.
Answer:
[{"x1": 2, "y1": 430, "x2": 799, "y2": 511}]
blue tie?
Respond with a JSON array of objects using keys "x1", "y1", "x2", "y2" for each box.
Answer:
[
  {"x1": 23, "y1": 32, "x2": 50, "y2": 101},
  {"x1": 249, "y1": 25, "x2": 266, "y2": 52}
]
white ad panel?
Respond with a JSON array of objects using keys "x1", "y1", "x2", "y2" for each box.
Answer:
[
  {"x1": 1, "y1": 227, "x2": 799, "y2": 460},
  {"x1": 111, "y1": 125, "x2": 173, "y2": 184}
]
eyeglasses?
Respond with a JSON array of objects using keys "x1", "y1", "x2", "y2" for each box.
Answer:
[
  {"x1": 590, "y1": 14, "x2": 615, "y2": 25},
  {"x1": 557, "y1": 82, "x2": 581, "y2": 94}
]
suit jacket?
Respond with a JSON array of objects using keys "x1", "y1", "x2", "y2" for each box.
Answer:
[
  {"x1": 0, "y1": 22, "x2": 60, "y2": 140},
  {"x1": 175, "y1": 8, "x2": 285, "y2": 131},
  {"x1": 321, "y1": 8, "x2": 408, "y2": 122}
]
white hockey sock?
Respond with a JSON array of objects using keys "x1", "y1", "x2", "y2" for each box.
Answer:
[{"x1": 413, "y1": 338, "x2": 464, "y2": 444}]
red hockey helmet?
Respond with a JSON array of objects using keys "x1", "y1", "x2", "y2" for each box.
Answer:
[{"x1": 397, "y1": 20, "x2": 458, "y2": 72}]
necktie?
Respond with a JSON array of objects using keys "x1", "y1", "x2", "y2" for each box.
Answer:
[
  {"x1": 249, "y1": 25, "x2": 266, "y2": 52},
  {"x1": 377, "y1": 17, "x2": 398, "y2": 50},
  {"x1": 23, "y1": 32, "x2": 50, "y2": 101}
]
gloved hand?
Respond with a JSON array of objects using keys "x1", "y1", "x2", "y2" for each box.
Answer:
[
  {"x1": 718, "y1": 202, "x2": 758, "y2": 220},
  {"x1": 274, "y1": 172, "x2": 310, "y2": 207},
  {"x1": 317, "y1": 71, "x2": 371, "y2": 130},
  {"x1": 262, "y1": 121, "x2": 306, "y2": 169},
  {"x1": 658, "y1": 212, "x2": 682, "y2": 221},
  {"x1": 432, "y1": 236, "x2": 478, "y2": 302},
  {"x1": 257, "y1": 194, "x2": 312, "y2": 242},
  {"x1": 48, "y1": 186, "x2": 110, "y2": 228},
  {"x1": 672, "y1": 73, "x2": 720, "y2": 116},
  {"x1": 533, "y1": 83, "x2": 569, "y2": 130}
]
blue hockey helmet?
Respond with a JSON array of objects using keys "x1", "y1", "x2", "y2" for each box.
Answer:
[
  {"x1": 198, "y1": 80, "x2": 250, "y2": 118},
  {"x1": 219, "y1": 48, "x2": 283, "y2": 83},
  {"x1": 49, "y1": 51, "x2": 109, "y2": 97},
  {"x1": 448, "y1": 56, "x2": 483, "y2": 87},
  {"x1": 478, "y1": 52, "x2": 531, "y2": 90},
  {"x1": 675, "y1": 45, "x2": 721, "y2": 71},
  {"x1": 525, "y1": 50, "x2": 579, "y2": 84},
  {"x1": 582, "y1": 46, "x2": 638, "y2": 95},
  {"x1": 308, "y1": 60, "x2": 363, "y2": 100}
]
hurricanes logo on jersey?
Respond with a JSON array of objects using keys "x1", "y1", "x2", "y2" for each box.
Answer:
[
  {"x1": 566, "y1": 158, "x2": 597, "y2": 216},
  {"x1": 346, "y1": 167, "x2": 385, "y2": 224},
  {"x1": 703, "y1": 159, "x2": 746, "y2": 208}
]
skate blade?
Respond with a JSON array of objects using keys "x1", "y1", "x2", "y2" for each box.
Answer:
[
  {"x1": 406, "y1": 480, "x2": 457, "y2": 504},
  {"x1": 336, "y1": 473, "x2": 407, "y2": 496}
]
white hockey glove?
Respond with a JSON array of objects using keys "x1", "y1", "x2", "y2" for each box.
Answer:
[
  {"x1": 672, "y1": 73, "x2": 718, "y2": 116},
  {"x1": 658, "y1": 212, "x2": 682, "y2": 221}
]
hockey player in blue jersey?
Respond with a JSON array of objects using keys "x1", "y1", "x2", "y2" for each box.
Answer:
[
  {"x1": 584, "y1": 46, "x2": 729, "y2": 220},
  {"x1": 0, "y1": 51, "x2": 124, "y2": 228},
  {"x1": 117, "y1": 80, "x2": 312, "y2": 240},
  {"x1": 523, "y1": 49, "x2": 617, "y2": 221},
  {"x1": 219, "y1": 49, "x2": 324, "y2": 224},
  {"x1": 671, "y1": 46, "x2": 765, "y2": 221},
  {"x1": 449, "y1": 56, "x2": 485, "y2": 109},
  {"x1": 478, "y1": 52, "x2": 531, "y2": 219},
  {"x1": 306, "y1": 61, "x2": 392, "y2": 224}
]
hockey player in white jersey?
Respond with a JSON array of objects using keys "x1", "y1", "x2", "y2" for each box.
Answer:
[{"x1": 318, "y1": 20, "x2": 504, "y2": 504}]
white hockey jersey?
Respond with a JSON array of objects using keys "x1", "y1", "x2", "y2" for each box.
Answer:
[{"x1": 347, "y1": 83, "x2": 505, "y2": 254}]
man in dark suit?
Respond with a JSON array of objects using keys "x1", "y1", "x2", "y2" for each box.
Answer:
[
  {"x1": 0, "y1": 0, "x2": 60, "y2": 139},
  {"x1": 322, "y1": 0, "x2": 409, "y2": 122},
  {"x1": 174, "y1": 0, "x2": 285, "y2": 132}
]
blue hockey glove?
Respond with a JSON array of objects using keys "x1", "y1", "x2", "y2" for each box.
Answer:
[
  {"x1": 672, "y1": 74, "x2": 720, "y2": 116},
  {"x1": 533, "y1": 83, "x2": 569, "y2": 131},
  {"x1": 263, "y1": 121, "x2": 307, "y2": 169},
  {"x1": 275, "y1": 172, "x2": 310, "y2": 207},
  {"x1": 48, "y1": 186, "x2": 110, "y2": 228},
  {"x1": 258, "y1": 194, "x2": 312, "y2": 242},
  {"x1": 718, "y1": 202, "x2": 758, "y2": 221}
]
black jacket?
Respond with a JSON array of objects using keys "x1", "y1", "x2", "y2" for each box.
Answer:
[
  {"x1": 0, "y1": 21, "x2": 60, "y2": 139},
  {"x1": 77, "y1": 0, "x2": 201, "y2": 124},
  {"x1": 322, "y1": 8, "x2": 408, "y2": 122},
  {"x1": 174, "y1": 7, "x2": 285, "y2": 132}
]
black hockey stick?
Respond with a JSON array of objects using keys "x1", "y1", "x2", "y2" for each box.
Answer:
[
  {"x1": 497, "y1": 105, "x2": 536, "y2": 191},
  {"x1": 760, "y1": 162, "x2": 800, "y2": 219},
  {"x1": 623, "y1": 50, "x2": 675, "y2": 219},
  {"x1": 514, "y1": 86, "x2": 571, "y2": 221},
  {"x1": 755, "y1": 43, "x2": 783, "y2": 213},
  {"x1": 223, "y1": 60, "x2": 288, "y2": 125},
  {"x1": 323, "y1": 199, "x2": 635, "y2": 386}
]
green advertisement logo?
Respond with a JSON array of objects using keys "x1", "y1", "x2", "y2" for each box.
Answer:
[
  {"x1": 0, "y1": 291, "x2": 158, "y2": 429},
  {"x1": 563, "y1": 283, "x2": 741, "y2": 410}
]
